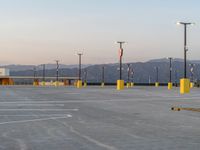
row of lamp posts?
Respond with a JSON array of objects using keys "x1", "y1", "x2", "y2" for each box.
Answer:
[{"x1": 33, "y1": 21, "x2": 195, "y2": 94}]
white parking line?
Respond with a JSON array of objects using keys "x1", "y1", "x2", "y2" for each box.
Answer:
[
  {"x1": 0, "y1": 104, "x2": 65, "y2": 107},
  {"x1": 0, "y1": 108, "x2": 79, "y2": 111},
  {"x1": 0, "y1": 116, "x2": 70, "y2": 125},
  {"x1": 0, "y1": 114, "x2": 72, "y2": 117}
]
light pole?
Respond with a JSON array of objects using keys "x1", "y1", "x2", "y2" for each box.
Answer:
[
  {"x1": 33, "y1": 66, "x2": 38, "y2": 86},
  {"x1": 130, "y1": 68, "x2": 134, "y2": 87},
  {"x1": 101, "y1": 66, "x2": 105, "y2": 87},
  {"x1": 77, "y1": 53, "x2": 83, "y2": 88},
  {"x1": 167, "y1": 57, "x2": 173, "y2": 89},
  {"x1": 83, "y1": 69, "x2": 87, "y2": 87},
  {"x1": 155, "y1": 67, "x2": 159, "y2": 87},
  {"x1": 55, "y1": 60, "x2": 59, "y2": 86},
  {"x1": 127, "y1": 64, "x2": 131, "y2": 88},
  {"x1": 177, "y1": 21, "x2": 194, "y2": 93},
  {"x1": 189, "y1": 63, "x2": 195, "y2": 88},
  {"x1": 175, "y1": 69, "x2": 178, "y2": 87},
  {"x1": 40, "y1": 64, "x2": 46, "y2": 86},
  {"x1": 117, "y1": 41, "x2": 126, "y2": 90}
]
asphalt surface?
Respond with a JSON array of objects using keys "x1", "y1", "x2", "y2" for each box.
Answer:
[{"x1": 0, "y1": 86, "x2": 200, "y2": 150}]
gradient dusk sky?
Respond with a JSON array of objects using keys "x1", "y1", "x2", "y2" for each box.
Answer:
[{"x1": 0, "y1": 0, "x2": 200, "y2": 65}]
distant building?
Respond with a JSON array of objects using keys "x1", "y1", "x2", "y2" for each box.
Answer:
[
  {"x1": 0, "y1": 68, "x2": 10, "y2": 76},
  {"x1": 0, "y1": 68, "x2": 13, "y2": 85}
]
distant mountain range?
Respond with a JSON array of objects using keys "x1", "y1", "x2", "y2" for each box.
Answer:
[
  {"x1": 0, "y1": 64, "x2": 91, "y2": 71},
  {"x1": 3, "y1": 58, "x2": 200, "y2": 83}
]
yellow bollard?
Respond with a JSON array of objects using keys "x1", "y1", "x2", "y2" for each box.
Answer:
[
  {"x1": 180, "y1": 78, "x2": 190, "y2": 94},
  {"x1": 55, "y1": 81, "x2": 59, "y2": 87},
  {"x1": 101, "y1": 82, "x2": 105, "y2": 87},
  {"x1": 126, "y1": 82, "x2": 131, "y2": 88},
  {"x1": 155, "y1": 82, "x2": 159, "y2": 87},
  {"x1": 131, "y1": 82, "x2": 134, "y2": 87},
  {"x1": 117, "y1": 80, "x2": 124, "y2": 90},
  {"x1": 84, "y1": 82, "x2": 87, "y2": 87},
  {"x1": 77, "y1": 80, "x2": 82, "y2": 88},
  {"x1": 190, "y1": 82, "x2": 194, "y2": 88},
  {"x1": 168, "y1": 82, "x2": 173, "y2": 90},
  {"x1": 42, "y1": 81, "x2": 46, "y2": 86}
]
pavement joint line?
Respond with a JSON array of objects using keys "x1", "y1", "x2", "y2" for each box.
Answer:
[
  {"x1": 0, "y1": 114, "x2": 72, "y2": 117},
  {"x1": 0, "y1": 108, "x2": 79, "y2": 111},
  {"x1": 0, "y1": 104, "x2": 65, "y2": 106},
  {"x1": 0, "y1": 116, "x2": 70, "y2": 125}
]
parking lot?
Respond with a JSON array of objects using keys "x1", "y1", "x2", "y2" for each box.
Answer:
[{"x1": 0, "y1": 86, "x2": 200, "y2": 150}]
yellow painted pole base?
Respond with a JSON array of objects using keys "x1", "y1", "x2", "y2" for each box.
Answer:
[
  {"x1": 33, "y1": 82, "x2": 36, "y2": 86},
  {"x1": 83, "y1": 82, "x2": 87, "y2": 87},
  {"x1": 33, "y1": 81, "x2": 39, "y2": 86},
  {"x1": 168, "y1": 82, "x2": 173, "y2": 90},
  {"x1": 117, "y1": 80, "x2": 124, "y2": 90},
  {"x1": 42, "y1": 81, "x2": 46, "y2": 86},
  {"x1": 131, "y1": 82, "x2": 134, "y2": 87},
  {"x1": 190, "y1": 82, "x2": 194, "y2": 88},
  {"x1": 77, "y1": 80, "x2": 82, "y2": 88},
  {"x1": 126, "y1": 82, "x2": 131, "y2": 88},
  {"x1": 101, "y1": 82, "x2": 105, "y2": 87},
  {"x1": 155, "y1": 82, "x2": 159, "y2": 87},
  {"x1": 55, "y1": 81, "x2": 59, "y2": 87},
  {"x1": 180, "y1": 78, "x2": 190, "y2": 94}
]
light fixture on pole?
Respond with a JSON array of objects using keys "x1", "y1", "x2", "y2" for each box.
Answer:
[
  {"x1": 55, "y1": 60, "x2": 59, "y2": 86},
  {"x1": 177, "y1": 21, "x2": 195, "y2": 94},
  {"x1": 116, "y1": 41, "x2": 126, "y2": 90},
  {"x1": 167, "y1": 57, "x2": 173, "y2": 90},
  {"x1": 154, "y1": 67, "x2": 159, "y2": 87},
  {"x1": 77, "y1": 53, "x2": 83, "y2": 88}
]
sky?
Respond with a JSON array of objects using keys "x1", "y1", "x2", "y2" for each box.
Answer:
[{"x1": 0, "y1": 0, "x2": 200, "y2": 65}]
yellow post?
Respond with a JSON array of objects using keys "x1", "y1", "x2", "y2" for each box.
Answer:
[
  {"x1": 101, "y1": 82, "x2": 105, "y2": 87},
  {"x1": 155, "y1": 82, "x2": 159, "y2": 87},
  {"x1": 190, "y1": 82, "x2": 194, "y2": 88},
  {"x1": 131, "y1": 82, "x2": 134, "y2": 87},
  {"x1": 77, "y1": 80, "x2": 82, "y2": 88},
  {"x1": 180, "y1": 78, "x2": 190, "y2": 94},
  {"x1": 84, "y1": 82, "x2": 87, "y2": 87},
  {"x1": 55, "y1": 81, "x2": 59, "y2": 87},
  {"x1": 126, "y1": 82, "x2": 131, "y2": 88},
  {"x1": 42, "y1": 81, "x2": 46, "y2": 86},
  {"x1": 168, "y1": 82, "x2": 173, "y2": 90},
  {"x1": 117, "y1": 80, "x2": 124, "y2": 90}
]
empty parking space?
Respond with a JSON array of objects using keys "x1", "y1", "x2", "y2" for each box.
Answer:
[{"x1": 0, "y1": 86, "x2": 200, "y2": 150}]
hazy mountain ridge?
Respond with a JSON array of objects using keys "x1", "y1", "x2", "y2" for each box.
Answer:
[
  {"x1": 8, "y1": 58, "x2": 200, "y2": 83},
  {"x1": 0, "y1": 64, "x2": 91, "y2": 71}
]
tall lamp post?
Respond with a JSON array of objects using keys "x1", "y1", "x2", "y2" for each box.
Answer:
[
  {"x1": 189, "y1": 63, "x2": 195, "y2": 88},
  {"x1": 55, "y1": 60, "x2": 59, "y2": 86},
  {"x1": 117, "y1": 41, "x2": 126, "y2": 90},
  {"x1": 174, "y1": 69, "x2": 178, "y2": 87},
  {"x1": 40, "y1": 64, "x2": 46, "y2": 86},
  {"x1": 167, "y1": 57, "x2": 173, "y2": 90},
  {"x1": 177, "y1": 21, "x2": 194, "y2": 93},
  {"x1": 127, "y1": 64, "x2": 131, "y2": 88},
  {"x1": 83, "y1": 69, "x2": 87, "y2": 87},
  {"x1": 155, "y1": 67, "x2": 159, "y2": 87},
  {"x1": 130, "y1": 68, "x2": 134, "y2": 87},
  {"x1": 33, "y1": 66, "x2": 37, "y2": 86},
  {"x1": 77, "y1": 53, "x2": 83, "y2": 88},
  {"x1": 101, "y1": 66, "x2": 105, "y2": 87}
]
